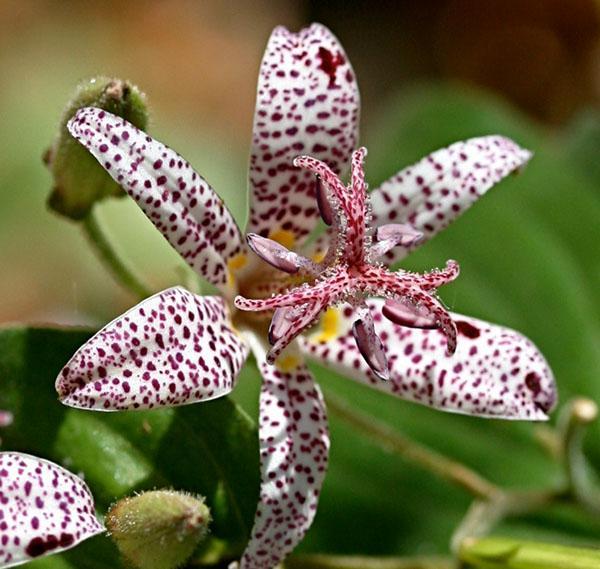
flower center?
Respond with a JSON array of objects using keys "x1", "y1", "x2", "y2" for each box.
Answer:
[{"x1": 234, "y1": 148, "x2": 460, "y2": 379}]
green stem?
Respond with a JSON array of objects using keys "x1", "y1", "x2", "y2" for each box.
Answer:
[
  {"x1": 324, "y1": 391, "x2": 499, "y2": 500},
  {"x1": 285, "y1": 554, "x2": 454, "y2": 569},
  {"x1": 450, "y1": 489, "x2": 564, "y2": 553},
  {"x1": 558, "y1": 398, "x2": 600, "y2": 515},
  {"x1": 459, "y1": 536, "x2": 600, "y2": 569},
  {"x1": 82, "y1": 209, "x2": 153, "y2": 299}
]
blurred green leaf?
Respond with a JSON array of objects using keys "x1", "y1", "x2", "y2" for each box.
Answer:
[
  {"x1": 0, "y1": 326, "x2": 259, "y2": 567},
  {"x1": 564, "y1": 109, "x2": 600, "y2": 192}
]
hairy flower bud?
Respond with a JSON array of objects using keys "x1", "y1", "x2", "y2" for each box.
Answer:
[
  {"x1": 106, "y1": 490, "x2": 211, "y2": 569},
  {"x1": 44, "y1": 77, "x2": 148, "y2": 219}
]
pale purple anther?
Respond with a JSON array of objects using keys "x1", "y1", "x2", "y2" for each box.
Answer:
[
  {"x1": 352, "y1": 312, "x2": 389, "y2": 381},
  {"x1": 246, "y1": 234, "x2": 314, "y2": 275},
  {"x1": 268, "y1": 307, "x2": 293, "y2": 345},
  {"x1": 315, "y1": 177, "x2": 334, "y2": 226},
  {"x1": 382, "y1": 299, "x2": 438, "y2": 329},
  {"x1": 0, "y1": 452, "x2": 104, "y2": 568},
  {"x1": 370, "y1": 223, "x2": 424, "y2": 259},
  {"x1": 266, "y1": 302, "x2": 322, "y2": 364}
]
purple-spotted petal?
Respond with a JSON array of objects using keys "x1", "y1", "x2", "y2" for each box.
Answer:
[
  {"x1": 240, "y1": 340, "x2": 329, "y2": 569},
  {"x1": 57, "y1": 287, "x2": 248, "y2": 411},
  {"x1": 370, "y1": 136, "x2": 531, "y2": 264},
  {"x1": 247, "y1": 23, "x2": 360, "y2": 245},
  {"x1": 0, "y1": 452, "x2": 104, "y2": 567},
  {"x1": 300, "y1": 300, "x2": 556, "y2": 420},
  {"x1": 68, "y1": 107, "x2": 243, "y2": 288}
]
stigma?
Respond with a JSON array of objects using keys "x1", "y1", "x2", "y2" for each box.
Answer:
[{"x1": 235, "y1": 148, "x2": 460, "y2": 380}]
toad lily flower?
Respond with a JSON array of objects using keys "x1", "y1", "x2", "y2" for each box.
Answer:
[
  {"x1": 57, "y1": 23, "x2": 556, "y2": 569},
  {"x1": 235, "y1": 147, "x2": 461, "y2": 379}
]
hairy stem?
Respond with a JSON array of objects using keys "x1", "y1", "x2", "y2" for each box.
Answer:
[
  {"x1": 82, "y1": 209, "x2": 153, "y2": 299},
  {"x1": 324, "y1": 391, "x2": 499, "y2": 500}
]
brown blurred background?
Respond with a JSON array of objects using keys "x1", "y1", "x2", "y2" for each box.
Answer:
[{"x1": 0, "y1": 0, "x2": 599, "y2": 326}]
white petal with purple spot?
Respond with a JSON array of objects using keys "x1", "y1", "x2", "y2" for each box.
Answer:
[
  {"x1": 300, "y1": 300, "x2": 556, "y2": 420},
  {"x1": 0, "y1": 452, "x2": 104, "y2": 568},
  {"x1": 68, "y1": 107, "x2": 243, "y2": 287},
  {"x1": 370, "y1": 136, "x2": 532, "y2": 264},
  {"x1": 240, "y1": 339, "x2": 329, "y2": 569},
  {"x1": 247, "y1": 23, "x2": 360, "y2": 245},
  {"x1": 57, "y1": 287, "x2": 248, "y2": 411}
]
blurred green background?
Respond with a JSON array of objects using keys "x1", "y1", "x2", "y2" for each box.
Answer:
[{"x1": 1, "y1": 0, "x2": 600, "y2": 565}]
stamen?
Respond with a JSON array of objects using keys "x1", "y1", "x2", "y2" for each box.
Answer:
[
  {"x1": 370, "y1": 223, "x2": 424, "y2": 259},
  {"x1": 266, "y1": 301, "x2": 323, "y2": 364},
  {"x1": 382, "y1": 299, "x2": 437, "y2": 329},
  {"x1": 352, "y1": 310, "x2": 389, "y2": 381},
  {"x1": 315, "y1": 177, "x2": 334, "y2": 226},
  {"x1": 246, "y1": 233, "x2": 311, "y2": 274},
  {"x1": 268, "y1": 306, "x2": 296, "y2": 344}
]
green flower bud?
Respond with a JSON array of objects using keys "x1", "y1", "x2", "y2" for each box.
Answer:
[
  {"x1": 106, "y1": 490, "x2": 211, "y2": 569},
  {"x1": 44, "y1": 77, "x2": 148, "y2": 220}
]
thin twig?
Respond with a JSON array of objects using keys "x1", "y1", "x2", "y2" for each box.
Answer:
[
  {"x1": 324, "y1": 391, "x2": 499, "y2": 500},
  {"x1": 82, "y1": 209, "x2": 153, "y2": 299},
  {"x1": 450, "y1": 489, "x2": 564, "y2": 553}
]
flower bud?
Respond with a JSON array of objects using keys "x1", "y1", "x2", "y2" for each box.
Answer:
[
  {"x1": 44, "y1": 77, "x2": 148, "y2": 219},
  {"x1": 106, "y1": 489, "x2": 211, "y2": 569}
]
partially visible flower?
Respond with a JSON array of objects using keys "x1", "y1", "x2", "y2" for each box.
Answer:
[
  {"x1": 57, "y1": 23, "x2": 556, "y2": 569},
  {"x1": 0, "y1": 452, "x2": 103, "y2": 568}
]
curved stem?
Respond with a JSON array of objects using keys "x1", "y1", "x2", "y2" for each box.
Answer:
[
  {"x1": 82, "y1": 209, "x2": 153, "y2": 299},
  {"x1": 558, "y1": 398, "x2": 600, "y2": 515},
  {"x1": 450, "y1": 489, "x2": 565, "y2": 553},
  {"x1": 324, "y1": 391, "x2": 499, "y2": 500}
]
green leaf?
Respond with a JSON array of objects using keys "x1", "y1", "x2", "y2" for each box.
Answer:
[
  {"x1": 563, "y1": 109, "x2": 600, "y2": 191},
  {"x1": 0, "y1": 326, "x2": 259, "y2": 567}
]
